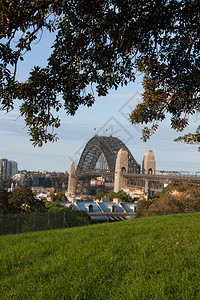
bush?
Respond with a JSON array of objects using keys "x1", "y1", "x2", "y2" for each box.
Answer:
[{"x1": 137, "y1": 181, "x2": 200, "y2": 216}]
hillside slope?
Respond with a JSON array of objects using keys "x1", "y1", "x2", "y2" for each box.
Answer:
[{"x1": 0, "y1": 213, "x2": 200, "y2": 299}]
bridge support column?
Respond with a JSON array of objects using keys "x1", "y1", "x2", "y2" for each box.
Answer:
[
  {"x1": 67, "y1": 162, "x2": 76, "y2": 195},
  {"x1": 114, "y1": 149, "x2": 128, "y2": 193},
  {"x1": 142, "y1": 150, "x2": 156, "y2": 174}
]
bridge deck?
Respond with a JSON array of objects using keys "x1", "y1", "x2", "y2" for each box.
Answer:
[
  {"x1": 75, "y1": 169, "x2": 200, "y2": 182},
  {"x1": 124, "y1": 173, "x2": 200, "y2": 182}
]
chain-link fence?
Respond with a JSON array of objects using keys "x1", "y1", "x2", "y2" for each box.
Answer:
[{"x1": 0, "y1": 209, "x2": 92, "y2": 236}]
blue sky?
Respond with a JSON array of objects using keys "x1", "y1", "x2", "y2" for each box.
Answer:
[{"x1": 0, "y1": 30, "x2": 199, "y2": 173}]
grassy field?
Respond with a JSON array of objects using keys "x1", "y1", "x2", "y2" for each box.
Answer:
[{"x1": 0, "y1": 213, "x2": 200, "y2": 299}]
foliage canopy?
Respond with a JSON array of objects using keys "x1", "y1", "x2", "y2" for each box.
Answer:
[
  {"x1": 0, "y1": 188, "x2": 10, "y2": 214},
  {"x1": 49, "y1": 191, "x2": 68, "y2": 202},
  {"x1": 0, "y1": 0, "x2": 199, "y2": 146},
  {"x1": 8, "y1": 187, "x2": 46, "y2": 213},
  {"x1": 137, "y1": 181, "x2": 200, "y2": 213}
]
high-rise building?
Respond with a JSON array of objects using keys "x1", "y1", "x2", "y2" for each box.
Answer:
[
  {"x1": 0, "y1": 158, "x2": 8, "y2": 181},
  {"x1": 9, "y1": 161, "x2": 18, "y2": 177},
  {"x1": 0, "y1": 158, "x2": 18, "y2": 181}
]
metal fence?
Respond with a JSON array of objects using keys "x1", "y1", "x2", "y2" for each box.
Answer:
[{"x1": 0, "y1": 210, "x2": 91, "y2": 236}]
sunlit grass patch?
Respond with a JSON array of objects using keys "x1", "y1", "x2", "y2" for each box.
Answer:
[{"x1": 0, "y1": 213, "x2": 200, "y2": 299}]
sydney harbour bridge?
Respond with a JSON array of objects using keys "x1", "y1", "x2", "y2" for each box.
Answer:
[{"x1": 68, "y1": 135, "x2": 200, "y2": 195}]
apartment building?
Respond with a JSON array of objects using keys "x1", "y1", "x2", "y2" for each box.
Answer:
[{"x1": 0, "y1": 158, "x2": 18, "y2": 181}]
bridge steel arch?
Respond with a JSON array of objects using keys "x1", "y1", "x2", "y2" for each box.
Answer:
[{"x1": 76, "y1": 135, "x2": 140, "y2": 174}]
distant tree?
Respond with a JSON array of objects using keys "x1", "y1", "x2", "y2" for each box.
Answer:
[
  {"x1": 0, "y1": 1, "x2": 199, "y2": 147},
  {"x1": 44, "y1": 201, "x2": 64, "y2": 212},
  {"x1": 50, "y1": 192, "x2": 68, "y2": 202},
  {"x1": 136, "y1": 199, "x2": 152, "y2": 211},
  {"x1": 56, "y1": 192, "x2": 68, "y2": 201},
  {"x1": 9, "y1": 187, "x2": 46, "y2": 213},
  {"x1": 101, "y1": 190, "x2": 133, "y2": 202},
  {"x1": 139, "y1": 181, "x2": 200, "y2": 213},
  {"x1": 114, "y1": 190, "x2": 133, "y2": 203},
  {"x1": 0, "y1": 179, "x2": 12, "y2": 189},
  {"x1": 0, "y1": 189, "x2": 11, "y2": 214},
  {"x1": 94, "y1": 188, "x2": 108, "y2": 200}
]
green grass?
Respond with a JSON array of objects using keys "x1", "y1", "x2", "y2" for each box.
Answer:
[{"x1": 0, "y1": 213, "x2": 200, "y2": 299}]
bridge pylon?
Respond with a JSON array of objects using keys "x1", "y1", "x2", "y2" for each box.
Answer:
[
  {"x1": 114, "y1": 149, "x2": 128, "y2": 193},
  {"x1": 67, "y1": 162, "x2": 76, "y2": 195},
  {"x1": 142, "y1": 150, "x2": 156, "y2": 174}
]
